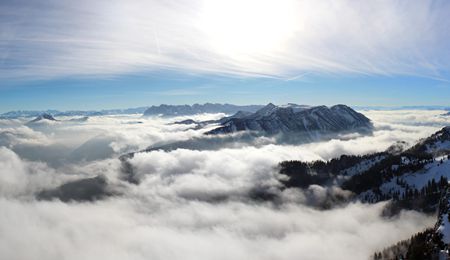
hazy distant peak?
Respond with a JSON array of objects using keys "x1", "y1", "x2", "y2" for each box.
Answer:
[{"x1": 27, "y1": 113, "x2": 57, "y2": 123}]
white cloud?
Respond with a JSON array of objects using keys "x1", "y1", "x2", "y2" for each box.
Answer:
[
  {"x1": 0, "y1": 198, "x2": 434, "y2": 260},
  {"x1": 0, "y1": 126, "x2": 50, "y2": 147},
  {"x1": 1, "y1": 0, "x2": 449, "y2": 79},
  {"x1": 0, "y1": 147, "x2": 68, "y2": 197},
  {"x1": 0, "y1": 114, "x2": 219, "y2": 165}
]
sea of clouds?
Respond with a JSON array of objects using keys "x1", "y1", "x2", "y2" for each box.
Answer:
[{"x1": 1, "y1": 109, "x2": 449, "y2": 260}]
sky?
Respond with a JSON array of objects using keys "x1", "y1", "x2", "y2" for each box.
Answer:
[{"x1": 1, "y1": 0, "x2": 450, "y2": 112}]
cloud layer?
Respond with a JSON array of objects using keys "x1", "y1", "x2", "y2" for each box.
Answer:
[
  {"x1": 0, "y1": 198, "x2": 434, "y2": 260},
  {"x1": 1, "y1": 0, "x2": 449, "y2": 79},
  {"x1": 1, "y1": 110, "x2": 449, "y2": 259}
]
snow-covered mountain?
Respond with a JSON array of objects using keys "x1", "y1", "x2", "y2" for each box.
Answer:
[
  {"x1": 206, "y1": 103, "x2": 372, "y2": 136},
  {"x1": 340, "y1": 127, "x2": 450, "y2": 205},
  {"x1": 277, "y1": 126, "x2": 450, "y2": 258},
  {"x1": 26, "y1": 114, "x2": 92, "y2": 125},
  {"x1": 124, "y1": 103, "x2": 373, "y2": 154},
  {"x1": 142, "y1": 103, "x2": 263, "y2": 116},
  {"x1": 27, "y1": 113, "x2": 58, "y2": 124},
  {"x1": 408, "y1": 126, "x2": 450, "y2": 156},
  {"x1": 278, "y1": 127, "x2": 450, "y2": 209}
]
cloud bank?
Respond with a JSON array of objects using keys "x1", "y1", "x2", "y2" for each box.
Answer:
[
  {"x1": 0, "y1": 198, "x2": 434, "y2": 260},
  {"x1": 1, "y1": 0, "x2": 449, "y2": 79}
]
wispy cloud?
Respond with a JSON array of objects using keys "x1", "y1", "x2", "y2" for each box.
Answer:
[
  {"x1": 1, "y1": 0, "x2": 449, "y2": 80},
  {"x1": 155, "y1": 87, "x2": 209, "y2": 96}
]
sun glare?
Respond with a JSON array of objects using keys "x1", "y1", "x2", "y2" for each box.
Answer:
[{"x1": 198, "y1": 0, "x2": 296, "y2": 57}]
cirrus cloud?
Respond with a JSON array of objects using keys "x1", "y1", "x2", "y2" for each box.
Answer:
[{"x1": 1, "y1": 0, "x2": 449, "y2": 80}]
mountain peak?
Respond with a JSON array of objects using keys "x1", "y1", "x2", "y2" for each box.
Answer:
[
  {"x1": 253, "y1": 103, "x2": 278, "y2": 117},
  {"x1": 28, "y1": 113, "x2": 57, "y2": 123},
  {"x1": 40, "y1": 113, "x2": 56, "y2": 120}
]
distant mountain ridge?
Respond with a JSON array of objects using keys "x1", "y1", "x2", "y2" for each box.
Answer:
[
  {"x1": 3, "y1": 104, "x2": 449, "y2": 119},
  {"x1": 143, "y1": 103, "x2": 264, "y2": 116},
  {"x1": 354, "y1": 105, "x2": 450, "y2": 111},
  {"x1": 0, "y1": 107, "x2": 149, "y2": 119},
  {"x1": 0, "y1": 104, "x2": 265, "y2": 119},
  {"x1": 206, "y1": 103, "x2": 372, "y2": 136}
]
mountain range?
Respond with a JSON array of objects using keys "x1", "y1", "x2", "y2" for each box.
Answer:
[
  {"x1": 142, "y1": 103, "x2": 263, "y2": 116},
  {"x1": 0, "y1": 107, "x2": 149, "y2": 119},
  {"x1": 0, "y1": 104, "x2": 264, "y2": 119},
  {"x1": 3, "y1": 104, "x2": 450, "y2": 119}
]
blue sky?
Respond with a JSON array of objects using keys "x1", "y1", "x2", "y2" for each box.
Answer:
[
  {"x1": 1, "y1": 72, "x2": 449, "y2": 112},
  {"x1": 1, "y1": 0, "x2": 450, "y2": 112}
]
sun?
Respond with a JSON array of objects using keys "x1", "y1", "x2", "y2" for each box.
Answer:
[{"x1": 198, "y1": 0, "x2": 296, "y2": 58}]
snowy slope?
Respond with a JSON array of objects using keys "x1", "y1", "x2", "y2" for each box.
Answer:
[
  {"x1": 339, "y1": 155, "x2": 386, "y2": 177},
  {"x1": 355, "y1": 156, "x2": 450, "y2": 202},
  {"x1": 409, "y1": 126, "x2": 450, "y2": 155}
]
